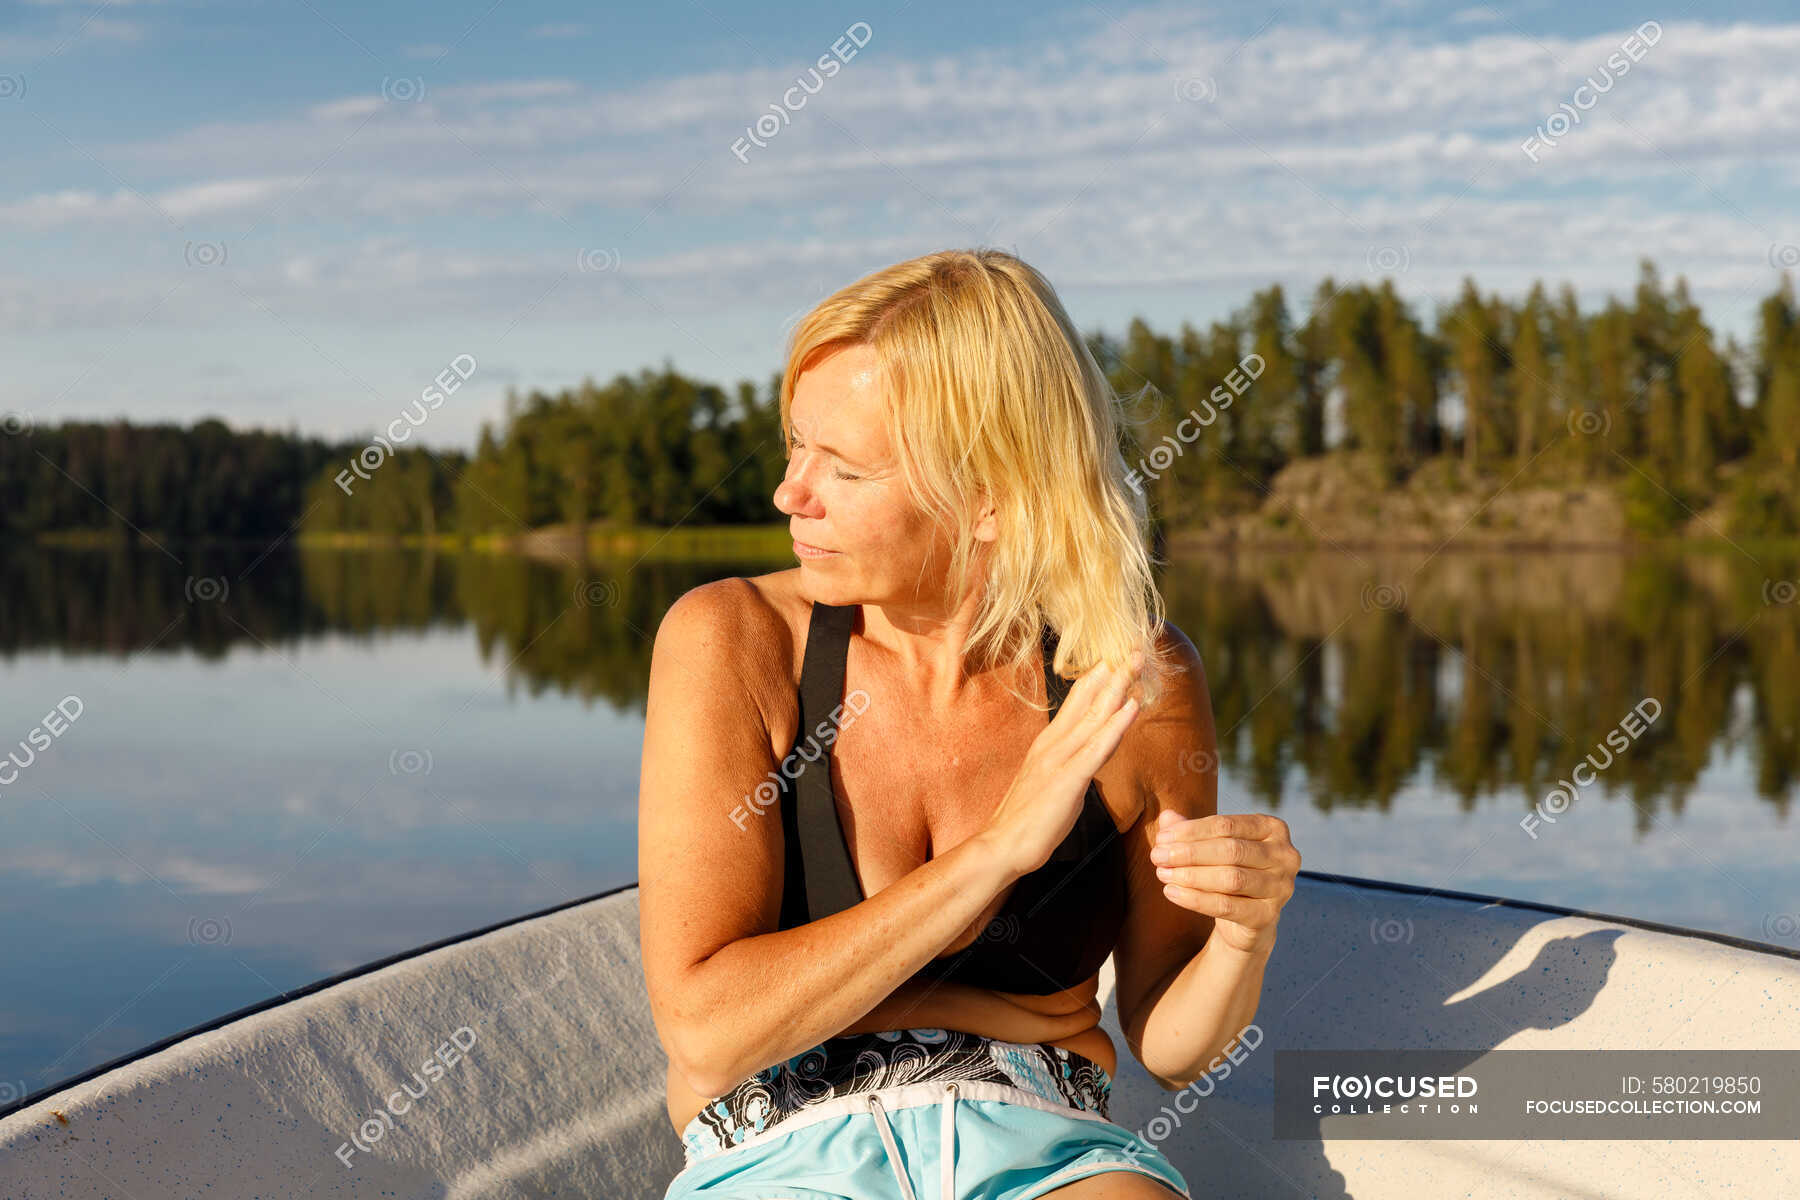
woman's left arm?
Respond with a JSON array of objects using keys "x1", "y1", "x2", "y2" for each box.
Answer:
[{"x1": 1111, "y1": 622, "x2": 1301, "y2": 1091}]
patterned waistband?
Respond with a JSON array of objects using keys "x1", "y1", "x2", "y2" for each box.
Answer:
[{"x1": 679, "y1": 1027, "x2": 1113, "y2": 1163}]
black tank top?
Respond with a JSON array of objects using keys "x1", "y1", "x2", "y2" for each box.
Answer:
[{"x1": 775, "y1": 600, "x2": 1128, "y2": 995}]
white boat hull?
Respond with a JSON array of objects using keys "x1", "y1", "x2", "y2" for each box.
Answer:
[{"x1": 3, "y1": 874, "x2": 1797, "y2": 1198}]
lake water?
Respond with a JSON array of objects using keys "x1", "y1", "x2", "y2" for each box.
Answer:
[{"x1": 2, "y1": 542, "x2": 1797, "y2": 1104}]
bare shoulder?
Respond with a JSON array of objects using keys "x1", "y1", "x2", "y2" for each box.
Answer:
[
  {"x1": 1076, "y1": 620, "x2": 1209, "y2": 834},
  {"x1": 1139, "y1": 618, "x2": 1213, "y2": 751},
  {"x1": 1147, "y1": 619, "x2": 1206, "y2": 701},
  {"x1": 649, "y1": 568, "x2": 807, "y2": 735},
  {"x1": 638, "y1": 569, "x2": 812, "y2": 1071},
  {"x1": 1115, "y1": 619, "x2": 1215, "y2": 819},
  {"x1": 637, "y1": 568, "x2": 806, "y2": 926}
]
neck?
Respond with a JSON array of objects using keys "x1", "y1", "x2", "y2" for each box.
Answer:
[{"x1": 855, "y1": 593, "x2": 995, "y2": 710}]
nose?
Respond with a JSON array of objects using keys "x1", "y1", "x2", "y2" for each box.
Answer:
[{"x1": 773, "y1": 457, "x2": 821, "y2": 518}]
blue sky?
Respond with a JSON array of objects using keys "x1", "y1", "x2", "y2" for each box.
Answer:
[{"x1": 4, "y1": 0, "x2": 1797, "y2": 451}]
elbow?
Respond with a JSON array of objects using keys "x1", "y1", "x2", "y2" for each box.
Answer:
[
  {"x1": 661, "y1": 972, "x2": 741, "y2": 1100},
  {"x1": 1137, "y1": 1057, "x2": 1192, "y2": 1092},
  {"x1": 666, "y1": 1018, "x2": 738, "y2": 1100},
  {"x1": 1127, "y1": 1029, "x2": 1195, "y2": 1093},
  {"x1": 673, "y1": 1050, "x2": 734, "y2": 1102}
]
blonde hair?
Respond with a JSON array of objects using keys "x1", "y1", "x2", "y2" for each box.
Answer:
[{"x1": 779, "y1": 247, "x2": 1174, "y2": 711}]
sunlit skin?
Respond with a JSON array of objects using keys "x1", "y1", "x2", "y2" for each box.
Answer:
[
  {"x1": 775, "y1": 343, "x2": 984, "y2": 672},
  {"x1": 656, "y1": 341, "x2": 1297, "y2": 1198},
  {"x1": 661, "y1": 342, "x2": 1124, "y2": 1128}
]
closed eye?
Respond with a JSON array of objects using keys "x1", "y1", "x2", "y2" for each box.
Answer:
[{"x1": 789, "y1": 433, "x2": 861, "y2": 481}]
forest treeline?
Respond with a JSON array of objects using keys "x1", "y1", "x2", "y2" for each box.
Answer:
[
  {"x1": 4, "y1": 260, "x2": 1798, "y2": 542},
  {"x1": 1111, "y1": 260, "x2": 1799, "y2": 536}
]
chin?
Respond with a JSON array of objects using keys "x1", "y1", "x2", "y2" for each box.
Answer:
[
  {"x1": 798, "y1": 574, "x2": 875, "y2": 610},
  {"x1": 797, "y1": 571, "x2": 846, "y2": 596}
]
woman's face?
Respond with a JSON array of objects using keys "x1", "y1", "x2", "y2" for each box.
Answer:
[{"x1": 775, "y1": 343, "x2": 988, "y2": 611}]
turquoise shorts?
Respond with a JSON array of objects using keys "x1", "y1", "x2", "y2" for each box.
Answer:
[{"x1": 665, "y1": 1028, "x2": 1190, "y2": 1200}]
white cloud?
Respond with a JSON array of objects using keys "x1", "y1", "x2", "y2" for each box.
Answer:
[
  {"x1": 0, "y1": 846, "x2": 270, "y2": 894},
  {"x1": 5, "y1": 12, "x2": 1796, "y2": 358},
  {"x1": 0, "y1": 189, "x2": 143, "y2": 227},
  {"x1": 307, "y1": 94, "x2": 388, "y2": 121},
  {"x1": 0, "y1": 176, "x2": 303, "y2": 229},
  {"x1": 53, "y1": 20, "x2": 1794, "y2": 193},
  {"x1": 158, "y1": 175, "x2": 303, "y2": 219}
]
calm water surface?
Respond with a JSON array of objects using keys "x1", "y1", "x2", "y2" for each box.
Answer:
[{"x1": 1, "y1": 543, "x2": 1796, "y2": 1102}]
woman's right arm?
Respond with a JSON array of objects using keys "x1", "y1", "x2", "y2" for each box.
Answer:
[
  {"x1": 639, "y1": 580, "x2": 1141, "y2": 1099},
  {"x1": 637, "y1": 581, "x2": 1023, "y2": 1099}
]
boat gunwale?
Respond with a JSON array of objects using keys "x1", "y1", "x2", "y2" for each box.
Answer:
[
  {"x1": 3, "y1": 868, "x2": 1795, "y2": 1121},
  {"x1": 0, "y1": 878, "x2": 639, "y2": 1121}
]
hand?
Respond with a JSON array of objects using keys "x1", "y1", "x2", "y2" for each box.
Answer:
[
  {"x1": 1150, "y1": 811, "x2": 1300, "y2": 955},
  {"x1": 979, "y1": 649, "x2": 1146, "y2": 879}
]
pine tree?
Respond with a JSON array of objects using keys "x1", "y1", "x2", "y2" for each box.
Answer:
[
  {"x1": 1441, "y1": 278, "x2": 1507, "y2": 475},
  {"x1": 1549, "y1": 284, "x2": 1596, "y2": 479},
  {"x1": 1589, "y1": 300, "x2": 1636, "y2": 478},
  {"x1": 1510, "y1": 282, "x2": 1552, "y2": 466},
  {"x1": 1755, "y1": 275, "x2": 1800, "y2": 469},
  {"x1": 1376, "y1": 280, "x2": 1438, "y2": 472},
  {"x1": 1293, "y1": 280, "x2": 1334, "y2": 457},
  {"x1": 1672, "y1": 289, "x2": 1730, "y2": 491},
  {"x1": 1631, "y1": 260, "x2": 1679, "y2": 472},
  {"x1": 1244, "y1": 284, "x2": 1300, "y2": 479},
  {"x1": 1330, "y1": 285, "x2": 1398, "y2": 477}
]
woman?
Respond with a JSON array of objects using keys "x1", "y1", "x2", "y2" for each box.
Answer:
[{"x1": 639, "y1": 248, "x2": 1300, "y2": 1199}]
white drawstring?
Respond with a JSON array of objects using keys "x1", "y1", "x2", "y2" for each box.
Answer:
[
  {"x1": 940, "y1": 1081, "x2": 958, "y2": 1200},
  {"x1": 866, "y1": 1082, "x2": 959, "y2": 1200},
  {"x1": 866, "y1": 1094, "x2": 918, "y2": 1200}
]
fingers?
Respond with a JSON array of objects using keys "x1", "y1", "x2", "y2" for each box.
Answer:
[
  {"x1": 1033, "y1": 652, "x2": 1146, "y2": 786},
  {"x1": 1160, "y1": 812, "x2": 1287, "y2": 844},
  {"x1": 1152, "y1": 863, "x2": 1285, "y2": 898},
  {"x1": 1057, "y1": 651, "x2": 1144, "y2": 731},
  {"x1": 1161, "y1": 887, "x2": 1280, "y2": 924},
  {"x1": 1085, "y1": 687, "x2": 1140, "y2": 758},
  {"x1": 1066, "y1": 660, "x2": 1141, "y2": 764},
  {"x1": 1150, "y1": 834, "x2": 1286, "y2": 870}
]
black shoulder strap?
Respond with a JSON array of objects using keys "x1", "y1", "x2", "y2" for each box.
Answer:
[
  {"x1": 1041, "y1": 623, "x2": 1071, "y2": 715},
  {"x1": 794, "y1": 601, "x2": 864, "y2": 921},
  {"x1": 793, "y1": 609, "x2": 1088, "y2": 921}
]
